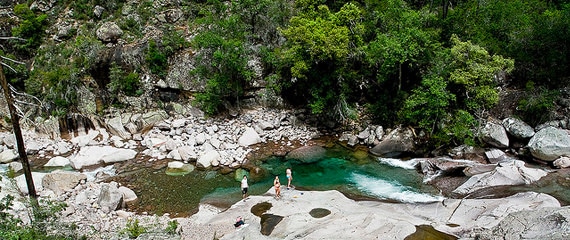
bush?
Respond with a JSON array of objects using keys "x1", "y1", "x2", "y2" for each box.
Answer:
[
  {"x1": 11, "y1": 4, "x2": 48, "y2": 56},
  {"x1": 433, "y1": 110, "x2": 477, "y2": 146},
  {"x1": 0, "y1": 195, "x2": 83, "y2": 240},
  {"x1": 108, "y1": 62, "x2": 141, "y2": 96},
  {"x1": 122, "y1": 219, "x2": 146, "y2": 239},
  {"x1": 146, "y1": 39, "x2": 168, "y2": 78},
  {"x1": 516, "y1": 81, "x2": 559, "y2": 126},
  {"x1": 165, "y1": 220, "x2": 179, "y2": 235}
]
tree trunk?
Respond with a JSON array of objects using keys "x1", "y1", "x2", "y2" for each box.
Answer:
[
  {"x1": 398, "y1": 63, "x2": 402, "y2": 91},
  {"x1": 0, "y1": 60, "x2": 37, "y2": 198},
  {"x1": 442, "y1": 0, "x2": 449, "y2": 19}
]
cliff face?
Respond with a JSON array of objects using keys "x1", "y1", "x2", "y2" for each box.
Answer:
[{"x1": 0, "y1": 0, "x2": 280, "y2": 122}]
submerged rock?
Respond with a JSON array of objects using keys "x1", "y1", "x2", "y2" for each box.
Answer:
[
  {"x1": 285, "y1": 145, "x2": 326, "y2": 163},
  {"x1": 165, "y1": 161, "x2": 195, "y2": 176}
]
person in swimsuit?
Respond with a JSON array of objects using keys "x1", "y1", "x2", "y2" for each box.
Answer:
[
  {"x1": 286, "y1": 168, "x2": 293, "y2": 189},
  {"x1": 273, "y1": 176, "x2": 281, "y2": 198}
]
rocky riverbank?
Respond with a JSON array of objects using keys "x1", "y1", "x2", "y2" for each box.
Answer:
[{"x1": 1, "y1": 107, "x2": 570, "y2": 239}]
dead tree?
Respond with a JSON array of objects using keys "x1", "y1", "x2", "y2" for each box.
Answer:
[{"x1": 0, "y1": 58, "x2": 37, "y2": 198}]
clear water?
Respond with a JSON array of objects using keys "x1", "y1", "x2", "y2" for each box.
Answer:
[{"x1": 118, "y1": 145, "x2": 443, "y2": 217}]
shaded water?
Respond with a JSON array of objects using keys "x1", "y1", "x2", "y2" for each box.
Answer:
[{"x1": 116, "y1": 145, "x2": 443, "y2": 217}]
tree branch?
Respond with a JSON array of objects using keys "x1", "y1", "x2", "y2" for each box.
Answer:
[
  {"x1": 1, "y1": 55, "x2": 25, "y2": 65},
  {"x1": 0, "y1": 36, "x2": 26, "y2": 41},
  {"x1": 0, "y1": 62, "x2": 18, "y2": 73}
]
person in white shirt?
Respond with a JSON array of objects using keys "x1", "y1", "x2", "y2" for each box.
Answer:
[{"x1": 241, "y1": 175, "x2": 249, "y2": 199}]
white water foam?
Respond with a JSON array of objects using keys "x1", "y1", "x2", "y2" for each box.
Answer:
[
  {"x1": 82, "y1": 165, "x2": 116, "y2": 182},
  {"x1": 350, "y1": 173, "x2": 444, "y2": 203},
  {"x1": 377, "y1": 158, "x2": 420, "y2": 170}
]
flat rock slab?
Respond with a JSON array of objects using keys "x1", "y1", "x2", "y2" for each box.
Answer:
[{"x1": 180, "y1": 187, "x2": 559, "y2": 240}]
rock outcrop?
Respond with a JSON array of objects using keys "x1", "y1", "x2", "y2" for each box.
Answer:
[
  {"x1": 452, "y1": 160, "x2": 548, "y2": 195},
  {"x1": 502, "y1": 117, "x2": 535, "y2": 139},
  {"x1": 369, "y1": 127, "x2": 415, "y2": 157},
  {"x1": 188, "y1": 188, "x2": 560, "y2": 239},
  {"x1": 285, "y1": 145, "x2": 326, "y2": 163}
]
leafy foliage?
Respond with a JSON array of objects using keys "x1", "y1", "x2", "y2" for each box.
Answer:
[
  {"x1": 122, "y1": 218, "x2": 146, "y2": 239},
  {"x1": 190, "y1": 0, "x2": 280, "y2": 115},
  {"x1": 25, "y1": 43, "x2": 81, "y2": 116},
  {"x1": 279, "y1": 2, "x2": 364, "y2": 116},
  {"x1": 444, "y1": 0, "x2": 570, "y2": 88},
  {"x1": 399, "y1": 35, "x2": 513, "y2": 145},
  {"x1": 0, "y1": 195, "x2": 83, "y2": 240},
  {"x1": 146, "y1": 29, "x2": 189, "y2": 78},
  {"x1": 399, "y1": 75, "x2": 455, "y2": 131},
  {"x1": 146, "y1": 39, "x2": 168, "y2": 78},
  {"x1": 447, "y1": 35, "x2": 514, "y2": 112},
  {"x1": 516, "y1": 81, "x2": 560, "y2": 127},
  {"x1": 165, "y1": 220, "x2": 179, "y2": 235},
  {"x1": 11, "y1": 4, "x2": 48, "y2": 56},
  {"x1": 108, "y1": 62, "x2": 142, "y2": 96}
]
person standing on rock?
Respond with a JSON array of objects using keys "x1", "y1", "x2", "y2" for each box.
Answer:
[
  {"x1": 274, "y1": 176, "x2": 282, "y2": 198},
  {"x1": 286, "y1": 168, "x2": 293, "y2": 189},
  {"x1": 241, "y1": 175, "x2": 249, "y2": 200}
]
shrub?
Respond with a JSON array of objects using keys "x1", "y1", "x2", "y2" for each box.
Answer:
[
  {"x1": 122, "y1": 218, "x2": 146, "y2": 239},
  {"x1": 165, "y1": 220, "x2": 179, "y2": 235},
  {"x1": 516, "y1": 81, "x2": 559, "y2": 126},
  {"x1": 108, "y1": 62, "x2": 141, "y2": 96},
  {"x1": 11, "y1": 4, "x2": 48, "y2": 56},
  {"x1": 146, "y1": 39, "x2": 168, "y2": 78},
  {"x1": 0, "y1": 195, "x2": 83, "y2": 240}
]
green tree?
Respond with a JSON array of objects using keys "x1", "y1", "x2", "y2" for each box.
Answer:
[
  {"x1": 444, "y1": 0, "x2": 570, "y2": 88},
  {"x1": 192, "y1": 0, "x2": 253, "y2": 115},
  {"x1": 447, "y1": 35, "x2": 514, "y2": 113},
  {"x1": 25, "y1": 44, "x2": 80, "y2": 116},
  {"x1": 399, "y1": 75, "x2": 455, "y2": 131},
  {"x1": 400, "y1": 35, "x2": 513, "y2": 146},
  {"x1": 365, "y1": 0, "x2": 438, "y2": 91},
  {"x1": 11, "y1": 4, "x2": 48, "y2": 56},
  {"x1": 279, "y1": 2, "x2": 364, "y2": 117}
]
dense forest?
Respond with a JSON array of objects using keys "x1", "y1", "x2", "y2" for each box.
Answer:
[{"x1": 1, "y1": 0, "x2": 570, "y2": 147}]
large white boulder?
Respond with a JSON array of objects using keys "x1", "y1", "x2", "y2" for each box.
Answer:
[
  {"x1": 0, "y1": 149, "x2": 17, "y2": 163},
  {"x1": 44, "y1": 156, "x2": 71, "y2": 167},
  {"x1": 527, "y1": 127, "x2": 570, "y2": 161},
  {"x1": 98, "y1": 182, "x2": 123, "y2": 214},
  {"x1": 197, "y1": 150, "x2": 220, "y2": 168},
  {"x1": 479, "y1": 122, "x2": 509, "y2": 148},
  {"x1": 453, "y1": 160, "x2": 547, "y2": 195},
  {"x1": 69, "y1": 146, "x2": 137, "y2": 169},
  {"x1": 238, "y1": 127, "x2": 261, "y2": 147},
  {"x1": 15, "y1": 172, "x2": 47, "y2": 194},
  {"x1": 42, "y1": 170, "x2": 87, "y2": 195},
  {"x1": 191, "y1": 189, "x2": 559, "y2": 240}
]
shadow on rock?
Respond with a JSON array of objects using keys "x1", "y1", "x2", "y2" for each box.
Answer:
[
  {"x1": 404, "y1": 225, "x2": 457, "y2": 240},
  {"x1": 251, "y1": 201, "x2": 272, "y2": 217},
  {"x1": 260, "y1": 213, "x2": 283, "y2": 236},
  {"x1": 309, "y1": 208, "x2": 330, "y2": 218}
]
